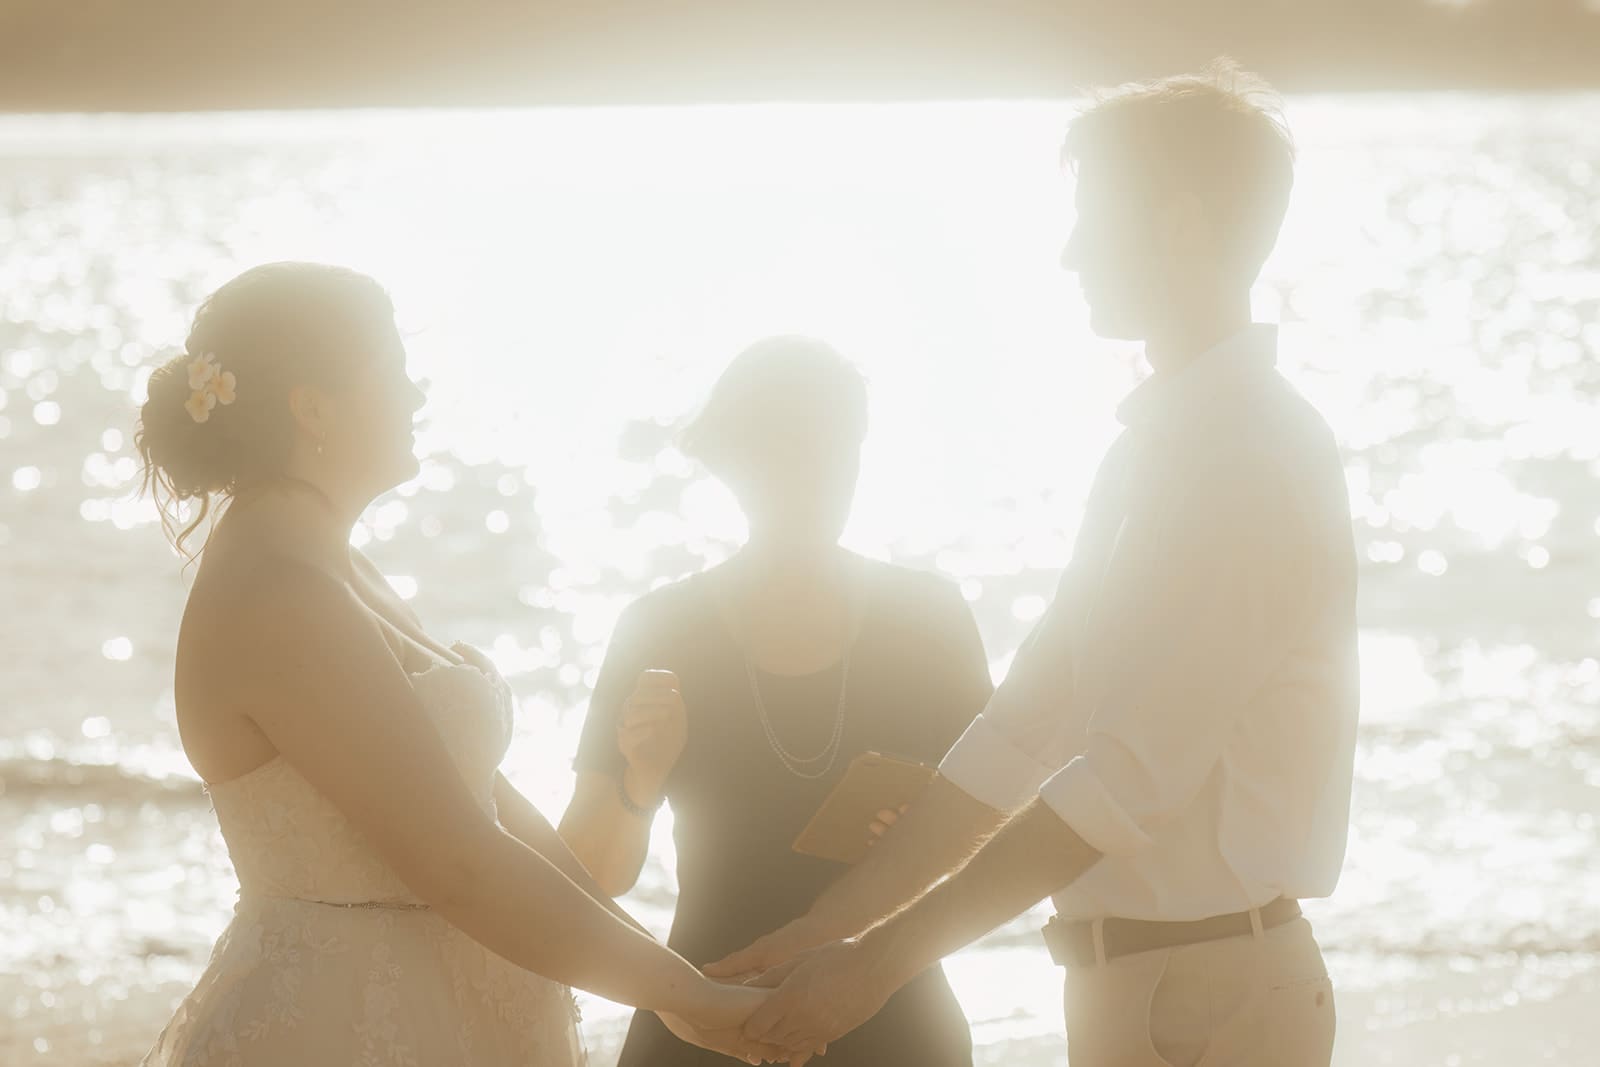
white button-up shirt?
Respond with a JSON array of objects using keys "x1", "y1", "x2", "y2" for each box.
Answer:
[{"x1": 940, "y1": 324, "x2": 1360, "y2": 922}]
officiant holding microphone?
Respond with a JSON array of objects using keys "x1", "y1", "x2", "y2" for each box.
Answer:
[{"x1": 559, "y1": 336, "x2": 991, "y2": 1067}]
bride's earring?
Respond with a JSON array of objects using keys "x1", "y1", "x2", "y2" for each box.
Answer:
[{"x1": 314, "y1": 434, "x2": 325, "y2": 458}]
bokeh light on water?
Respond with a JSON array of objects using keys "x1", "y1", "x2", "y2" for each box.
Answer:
[{"x1": 2, "y1": 95, "x2": 1597, "y2": 1063}]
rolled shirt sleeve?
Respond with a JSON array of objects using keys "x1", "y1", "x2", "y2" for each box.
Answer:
[
  {"x1": 1039, "y1": 453, "x2": 1306, "y2": 855},
  {"x1": 938, "y1": 604, "x2": 1080, "y2": 812},
  {"x1": 1038, "y1": 751, "x2": 1155, "y2": 855},
  {"x1": 939, "y1": 712, "x2": 1058, "y2": 812}
]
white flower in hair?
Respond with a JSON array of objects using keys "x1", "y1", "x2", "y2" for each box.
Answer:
[
  {"x1": 186, "y1": 353, "x2": 217, "y2": 391},
  {"x1": 184, "y1": 352, "x2": 237, "y2": 424},
  {"x1": 185, "y1": 387, "x2": 217, "y2": 423}
]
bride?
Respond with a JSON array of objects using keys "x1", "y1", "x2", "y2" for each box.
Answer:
[{"x1": 134, "y1": 262, "x2": 775, "y2": 1066}]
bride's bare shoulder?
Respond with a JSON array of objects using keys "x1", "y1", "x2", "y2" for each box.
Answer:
[
  {"x1": 173, "y1": 501, "x2": 369, "y2": 769},
  {"x1": 181, "y1": 501, "x2": 351, "y2": 646}
]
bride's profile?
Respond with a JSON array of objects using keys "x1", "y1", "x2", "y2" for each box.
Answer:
[{"x1": 134, "y1": 262, "x2": 771, "y2": 1066}]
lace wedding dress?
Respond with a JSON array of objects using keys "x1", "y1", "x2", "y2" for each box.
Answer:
[{"x1": 140, "y1": 661, "x2": 585, "y2": 1066}]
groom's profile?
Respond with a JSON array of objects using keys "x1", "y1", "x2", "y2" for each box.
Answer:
[{"x1": 709, "y1": 59, "x2": 1360, "y2": 1067}]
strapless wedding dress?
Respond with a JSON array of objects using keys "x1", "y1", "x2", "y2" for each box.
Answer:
[{"x1": 140, "y1": 661, "x2": 585, "y2": 1066}]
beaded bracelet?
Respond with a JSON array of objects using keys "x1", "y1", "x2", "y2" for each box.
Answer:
[{"x1": 617, "y1": 772, "x2": 664, "y2": 817}]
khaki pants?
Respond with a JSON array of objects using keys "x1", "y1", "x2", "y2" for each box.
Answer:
[{"x1": 1062, "y1": 915, "x2": 1334, "y2": 1066}]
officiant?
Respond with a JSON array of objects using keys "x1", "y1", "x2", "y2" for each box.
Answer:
[{"x1": 560, "y1": 335, "x2": 991, "y2": 1067}]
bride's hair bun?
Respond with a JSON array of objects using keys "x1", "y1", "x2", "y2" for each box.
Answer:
[
  {"x1": 136, "y1": 350, "x2": 231, "y2": 498},
  {"x1": 135, "y1": 262, "x2": 392, "y2": 552}
]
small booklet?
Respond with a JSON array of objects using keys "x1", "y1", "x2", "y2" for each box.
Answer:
[{"x1": 791, "y1": 751, "x2": 937, "y2": 865}]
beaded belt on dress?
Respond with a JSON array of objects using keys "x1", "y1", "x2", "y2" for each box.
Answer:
[{"x1": 261, "y1": 894, "x2": 430, "y2": 911}]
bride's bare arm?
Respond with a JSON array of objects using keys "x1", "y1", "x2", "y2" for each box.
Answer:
[
  {"x1": 492, "y1": 773, "x2": 656, "y2": 936},
  {"x1": 210, "y1": 559, "x2": 744, "y2": 1025}
]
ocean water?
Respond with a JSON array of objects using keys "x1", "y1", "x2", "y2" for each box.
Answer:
[{"x1": 1, "y1": 96, "x2": 1597, "y2": 1063}]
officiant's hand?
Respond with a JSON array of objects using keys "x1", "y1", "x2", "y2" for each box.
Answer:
[
  {"x1": 618, "y1": 669, "x2": 687, "y2": 801},
  {"x1": 740, "y1": 937, "x2": 899, "y2": 1059},
  {"x1": 867, "y1": 804, "x2": 910, "y2": 846}
]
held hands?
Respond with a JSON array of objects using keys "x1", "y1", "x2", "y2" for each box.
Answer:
[
  {"x1": 702, "y1": 929, "x2": 905, "y2": 1061},
  {"x1": 704, "y1": 800, "x2": 911, "y2": 982},
  {"x1": 659, "y1": 981, "x2": 798, "y2": 1065},
  {"x1": 735, "y1": 937, "x2": 899, "y2": 1061},
  {"x1": 677, "y1": 726, "x2": 918, "y2": 1058},
  {"x1": 703, "y1": 913, "x2": 832, "y2": 984},
  {"x1": 618, "y1": 669, "x2": 687, "y2": 804}
]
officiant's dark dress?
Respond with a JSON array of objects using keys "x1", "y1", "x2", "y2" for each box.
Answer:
[{"x1": 574, "y1": 561, "x2": 992, "y2": 1067}]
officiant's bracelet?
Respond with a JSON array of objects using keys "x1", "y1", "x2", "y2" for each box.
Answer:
[{"x1": 617, "y1": 773, "x2": 664, "y2": 817}]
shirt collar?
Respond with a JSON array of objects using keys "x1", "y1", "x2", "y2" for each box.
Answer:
[{"x1": 1115, "y1": 323, "x2": 1280, "y2": 428}]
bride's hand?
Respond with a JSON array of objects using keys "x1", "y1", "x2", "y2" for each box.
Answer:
[{"x1": 451, "y1": 641, "x2": 494, "y2": 672}]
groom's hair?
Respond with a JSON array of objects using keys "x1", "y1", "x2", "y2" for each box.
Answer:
[{"x1": 1062, "y1": 58, "x2": 1295, "y2": 285}]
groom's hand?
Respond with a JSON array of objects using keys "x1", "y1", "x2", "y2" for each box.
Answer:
[
  {"x1": 705, "y1": 915, "x2": 830, "y2": 982},
  {"x1": 742, "y1": 951, "x2": 810, "y2": 990},
  {"x1": 741, "y1": 937, "x2": 899, "y2": 1059}
]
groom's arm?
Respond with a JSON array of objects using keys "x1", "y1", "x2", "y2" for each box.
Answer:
[
  {"x1": 741, "y1": 800, "x2": 1100, "y2": 1053},
  {"x1": 705, "y1": 775, "x2": 1008, "y2": 977},
  {"x1": 747, "y1": 459, "x2": 1310, "y2": 1053},
  {"x1": 819, "y1": 462, "x2": 1299, "y2": 981},
  {"x1": 862, "y1": 800, "x2": 1100, "y2": 978},
  {"x1": 831, "y1": 461, "x2": 1305, "y2": 968},
  {"x1": 788, "y1": 592, "x2": 1016, "y2": 944},
  {"x1": 708, "y1": 639, "x2": 1076, "y2": 978},
  {"x1": 801, "y1": 775, "x2": 1009, "y2": 938}
]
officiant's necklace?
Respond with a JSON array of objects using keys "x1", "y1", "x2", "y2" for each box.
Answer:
[
  {"x1": 727, "y1": 552, "x2": 859, "y2": 779},
  {"x1": 744, "y1": 651, "x2": 850, "y2": 780}
]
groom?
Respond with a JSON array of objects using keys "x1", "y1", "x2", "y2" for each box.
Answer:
[{"x1": 706, "y1": 60, "x2": 1359, "y2": 1066}]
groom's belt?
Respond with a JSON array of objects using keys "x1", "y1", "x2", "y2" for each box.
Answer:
[{"x1": 1042, "y1": 897, "x2": 1302, "y2": 967}]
